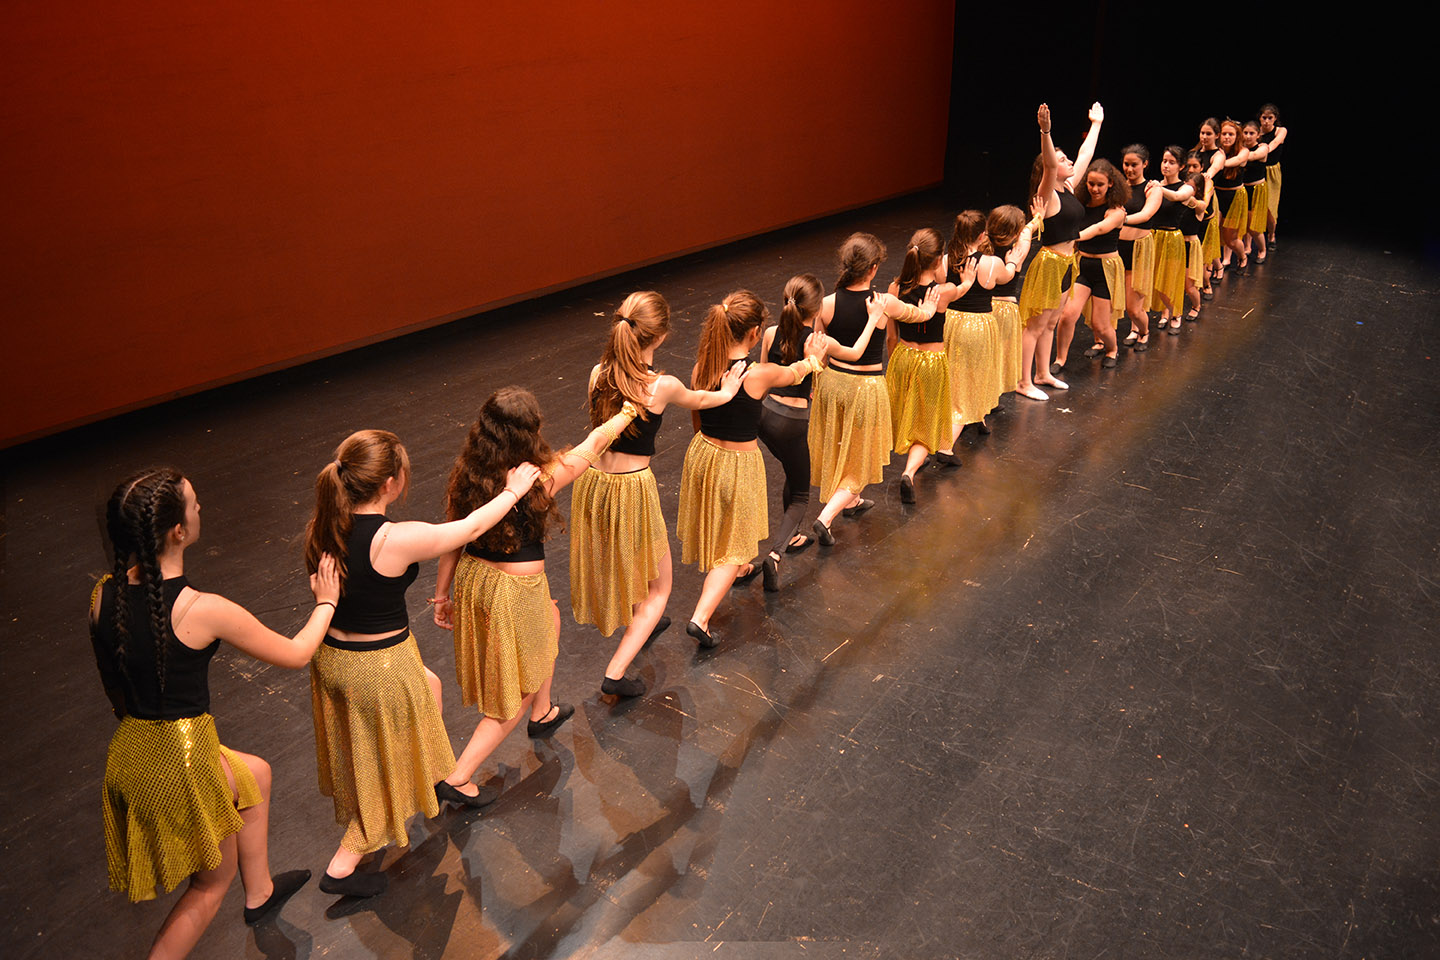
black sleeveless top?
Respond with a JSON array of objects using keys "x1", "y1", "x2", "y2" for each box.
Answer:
[
  {"x1": 1151, "y1": 182, "x2": 1185, "y2": 230},
  {"x1": 1043, "y1": 190, "x2": 1085, "y2": 245},
  {"x1": 991, "y1": 245, "x2": 1023, "y2": 299},
  {"x1": 1260, "y1": 129, "x2": 1284, "y2": 165},
  {"x1": 1216, "y1": 159, "x2": 1245, "y2": 189},
  {"x1": 330, "y1": 514, "x2": 418, "y2": 633},
  {"x1": 92, "y1": 575, "x2": 217, "y2": 720},
  {"x1": 950, "y1": 253, "x2": 993, "y2": 312},
  {"x1": 829, "y1": 287, "x2": 884, "y2": 366},
  {"x1": 1124, "y1": 180, "x2": 1152, "y2": 226},
  {"x1": 896, "y1": 281, "x2": 944, "y2": 343},
  {"x1": 1180, "y1": 196, "x2": 1204, "y2": 238},
  {"x1": 699, "y1": 363, "x2": 764, "y2": 441},
  {"x1": 1242, "y1": 152, "x2": 1267, "y2": 184},
  {"x1": 1197, "y1": 147, "x2": 1220, "y2": 172},
  {"x1": 610, "y1": 408, "x2": 662, "y2": 456},
  {"x1": 768, "y1": 329, "x2": 813, "y2": 398},
  {"x1": 1076, "y1": 204, "x2": 1119, "y2": 254}
]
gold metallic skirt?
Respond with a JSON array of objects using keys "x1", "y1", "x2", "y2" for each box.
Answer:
[
  {"x1": 944, "y1": 309, "x2": 1001, "y2": 423},
  {"x1": 102, "y1": 713, "x2": 261, "y2": 902},
  {"x1": 453, "y1": 555, "x2": 559, "y2": 721},
  {"x1": 1185, "y1": 235, "x2": 1205, "y2": 286},
  {"x1": 992, "y1": 299, "x2": 1023, "y2": 392},
  {"x1": 1220, "y1": 187, "x2": 1250, "y2": 231},
  {"x1": 569, "y1": 466, "x2": 668, "y2": 637},
  {"x1": 310, "y1": 634, "x2": 455, "y2": 853},
  {"x1": 808, "y1": 367, "x2": 892, "y2": 501},
  {"x1": 1078, "y1": 255, "x2": 1125, "y2": 330},
  {"x1": 1266, "y1": 164, "x2": 1282, "y2": 219},
  {"x1": 1150, "y1": 228, "x2": 1186, "y2": 310},
  {"x1": 1247, "y1": 180, "x2": 1270, "y2": 233},
  {"x1": 886, "y1": 343, "x2": 953, "y2": 454},
  {"x1": 1017, "y1": 247, "x2": 1078, "y2": 319},
  {"x1": 1202, "y1": 215, "x2": 1221, "y2": 265},
  {"x1": 1129, "y1": 231, "x2": 1156, "y2": 299},
  {"x1": 677, "y1": 433, "x2": 768, "y2": 571}
]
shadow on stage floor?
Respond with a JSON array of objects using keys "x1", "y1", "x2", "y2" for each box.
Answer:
[{"x1": 4, "y1": 191, "x2": 1439, "y2": 959}]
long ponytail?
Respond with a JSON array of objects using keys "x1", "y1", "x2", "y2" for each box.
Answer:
[
  {"x1": 590, "y1": 291, "x2": 668, "y2": 430},
  {"x1": 693, "y1": 290, "x2": 766, "y2": 390},
  {"x1": 102, "y1": 468, "x2": 187, "y2": 691},
  {"x1": 304, "y1": 430, "x2": 410, "y2": 586},
  {"x1": 893, "y1": 228, "x2": 943, "y2": 298},
  {"x1": 775, "y1": 275, "x2": 823, "y2": 365}
]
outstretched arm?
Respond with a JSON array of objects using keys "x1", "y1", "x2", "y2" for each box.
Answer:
[
  {"x1": 545, "y1": 403, "x2": 640, "y2": 492},
  {"x1": 378, "y1": 463, "x2": 544, "y2": 569},
  {"x1": 1125, "y1": 182, "x2": 1162, "y2": 225},
  {"x1": 1037, "y1": 103, "x2": 1059, "y2": 215},
  {"x1": 196, "y1": 556, "x2": 342, "y2": 669},
  {"x1": 1067, "y1": 102, "x2": 1105, "y2": 191}
]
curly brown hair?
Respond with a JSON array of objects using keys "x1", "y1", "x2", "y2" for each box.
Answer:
[{"x1": 445, "y1": 387, "x2": 561, "y2": 553}]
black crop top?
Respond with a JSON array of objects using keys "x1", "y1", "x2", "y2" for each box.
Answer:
[
  {"x1": 950, "y1": 253, "x2": 993, "y2": 312},
  {"x1": 1242, "y1": 155, "x2": 1267, "y2": 184},
  {"x1": 768, "y1": 330, "x2": 813, "y2": 398},
  {"x1": 467, "y1": 535, "x2": 544, "y2": 563},
  {"x1": 1197, "y1": 147, "x2": 1220, "y2": 172},
  {"x1": 1216, "y1": 161, "x2": 1244, "y2": 189},
  {"x1": 1124, "y1": 180, "x2": 1151, "y2": 224},
  {"x1": 896, "y1": 281, "x2": 944, "y2": 343},
  {"x1": 1043, "y1": 190, "x2": 1085, "y2": 245},
  {"x1": 610, "y1": 407, "x2": 662, "y2": 456},
  {"x1": 1076, "y1": 203, "x2": 1119, "y2": 254},
  {"x1": 699, "y1": 366, "x2": 764, "y2": 441},
  {"x1": 991, "y1": 245, "x2": 1023, "y2": 299},
  {"x1": 1260, "y1": 129, "x2": 1284, "y2": 165},
  {"x1": 828, "y1": 287, "x2": 884, "y2": 366},
  {"x1": 1151, "y1": 182, "x2": 1185, "y2": 230},
  {"x1": 330, "y1": 514, "x2": 418, "y2": 633},
  {"x1": 91, "y1": 575, "x2": 217, "y2": 720},
  {"x1": 1179, "y1": 199, "x2": 1204, "y2": 237}
]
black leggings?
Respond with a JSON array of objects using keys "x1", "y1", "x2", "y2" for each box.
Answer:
[{"x1": 758, "y1": 397, "x2": 811, "y2": 557}]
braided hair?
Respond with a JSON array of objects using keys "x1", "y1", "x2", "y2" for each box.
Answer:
[{"x1": 101, "y1": 468, "x2": 188, "y2": 692}]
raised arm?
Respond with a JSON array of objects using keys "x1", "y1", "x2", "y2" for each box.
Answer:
[
  {"x1": 1037, "y1": 104, "x2": 1059, "y2": 215},
  {"x1": 187, "y1": 555, "x2": 342, "y2": 669},
  {"x1": 1125, "y1": 182, "x2": 1162, "y2": 225},
  {"x1": 1067, "y1": 102, "x2": 1105, "y2": 191},
  {"x1": 375, "y1": 462, "x2": 543, "y2": 572}
]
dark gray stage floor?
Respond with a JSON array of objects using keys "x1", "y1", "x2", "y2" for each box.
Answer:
[{"x1": 3, "y1": 192, "x2": 1438, "y2": 959}]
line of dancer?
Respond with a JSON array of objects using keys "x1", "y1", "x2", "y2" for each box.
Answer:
[{"x1": 87, "y1": 98, "x2": 1288, "y2": 957}]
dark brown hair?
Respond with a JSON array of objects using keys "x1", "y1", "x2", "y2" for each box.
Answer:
[
  {"x1": 947, "y1": 209, "x2": 987, "y2": 271},
  {"x1": 305, "y1": 430, "x2": 411, "y2": 586},
  {"x1": 446, "y1": 388, "x2": 560, "y2": 553},
  {"x1": 894, "y1": 228, "x2": 943, "y2": 298},
  {"x1": 836, "y1": 232, "x2": 886, "y2": 289},
  {"x1": 1084, "y1": 159, "x2": 1131, "y2": 209},
  {"x1": 774, "y1": 275, "x2": 823, "y2": 365},
  {"x1": 590, "y1": 290, "x2": 669, "y2": 432},
  {"x1": 985, "y1": 205, "x2": 1027, "y2": 252},
  {"x1": 693, "y1": 291, "x2": 766, "y2": 390}
]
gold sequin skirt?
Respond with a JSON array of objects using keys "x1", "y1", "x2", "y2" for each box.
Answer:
[
  {"x1": 1266, "y1": 164, "x2": 1282, "y2": 219},
  {"x1": 569, "y1": 466, "x2": 669, "y2": 637},
  {"x1": 1220, "y1": 187, "x2": 1250, "y2": 231},
  {"x1": 808, "y1": 367, "x2": 892, "y2": 501},
  {"x1": 310, "y1": 635, "x2": 455, "y2": 853},
  {"x1": 1185, "y1": 235, "x2": 1205, "y2": 286},
  {"x1": 676, "y1": 433, "x2": 768, "y2": 571},
  {"x1": 1079, "y1": 255, "x2": 1125, "y2": 330},
  {"x1": 886, "y1": 343, "x2": 953, "y2": 454},
  {"x1": 1129, "y1": 231, "x2": 1156, "y2": 299},
  {"x1": 1150, "y1": 228, "x2": 1186, "y2": 310},
  {"x1": 1017, "y1": 247, "x2": 1078, "y2": 320},
  {"x1": 453, "y1": 555, "x2": 559, "y2": 721},
  {"x1": 944, "y1": 309, "x2": 1000, "y2": 424},
  {"x1": 1203, "y1": 214, "x2": 1221, "y2": 265},
  {"x1": 993, "y1": 299, "x2": 1023, "y2": 392},
  {"x1": 103, "y1": 713, "x2": 261, "y2": 901},
  {"x1": 1247, "y1": 180, "x2": 1270, "y2": 233}
]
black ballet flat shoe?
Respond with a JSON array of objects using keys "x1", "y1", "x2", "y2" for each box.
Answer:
[
  {"x1": 931, "y1": 451, "x2": 961, "y2": 469},
  {"x1": 526, "y1": 703, "x2": 574, "y2": 739},
  {"x1": 785, "y1": 534, "x2": 813, "y2": 554},
  {"x1": 686, "y1": 620, "x2": 720, "y2": 649},
  {"x1": 732, "y1": 561, "x2": 761, "y2": 587},
  {"x1": 899, "y1": 474, "x2": 916, "y2": 504},
  {"x1": 762, "y1": 554, "x2": 780, "y2": 593},
  {"x1": 642, "y1": 615, "x2": 672, "y2": 649},
  {"x1": 1255, "y1": 252, "x2": 1267, "y2": 264},
  {"x1": 1083, "y1": 343, "x2": 1104, "y2": 358},
  {"x1": 1133, "y1": 338, "x2": 1150, "y2": 353},
  {"x1": 601, "y1": 674, "x2": 646, "y2": 698},
  {"x1": 244, "y1": 869, "x2": 311, "y2": 926},
  {"x1": 1049, "y1": 361, "x2": 1064, "y2": 375},
  {"x1": 435, "y1": 779, "x2": 499, "y2": 809},
  {"x1": 841, "y1": 498, "x2": 875, "y2": 518},
  {"x1": 812, "y1": 518, "x2": 835, "y2": 547},
  {"x1": 1101, "y1": 355, "x2": 1118, "y2": 369},
  {"x1": 1202, "y1": 288, "x2": 1215, "y2": 301},
  {"x1": 1268, "y1": 237, "x2": 1278, "y2": 250},
  {"x1": 320, "y1": 870, "x2": 387, "y2": 899},
  {"x1": 976, "y1": 418, "x2": 992, "y2": 435},
  {"x1": 1185, "y1": 308, "x2": 1201, "y2": 322}
]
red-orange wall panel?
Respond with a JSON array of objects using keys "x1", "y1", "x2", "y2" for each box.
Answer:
[{"x1": 2, "y1": 2, "x2": 953, "y2": 447}]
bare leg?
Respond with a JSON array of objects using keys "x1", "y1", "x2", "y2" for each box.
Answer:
[
  {"x1": 449, "y1": 692, "x2": 536, "y2": 784},
  {"x1": 1091, "y1": 297, "x2": 1118, "y2": 357},
  {"x1": 1037, "y1": 295, "x2": 1075, "y2": 389},
  {"x1": 219, "y1": 750, "x2": 275, "y2": 909},
  {"x1": 689, "y1": 562, "x2": 740, "y2": 630},
  {"x1": 148, "y1": 835, "x2": 239, "y2": 960},
  {"x1": 902, "y1": 444, "x2": 929, "y2": 480},
  {"x1": 1018, "y1": 311, "x2": 1049, "y2": 399},
  {"x1": 1123, "y1": 271, "x2": 1147, "y2": 342},
  {"x1": 424, "y1": 665, "x2": 442, "y2": 713},
  {"x1": 815, "y1": 485, "x2": 860, "y2": 530},
  {"x1": 605, "y1": 548, "x2": 672, "y2": 680}
]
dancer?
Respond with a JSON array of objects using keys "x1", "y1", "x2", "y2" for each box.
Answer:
[
  {"x1": 1240, "y1": 121, "x2": 1272, "y2": 263},
  {"x1": 758, "y1": 274, "x2": 883, "y2": 590},
  {"x1": 1071, "y1": 159, "x2": 1130, "y2": 365},
  {"x1": 1214, "y1": 120, "x2": 1252, "y2": 274},
  {"x1": 1046, "y1": 103, "x2": 1108, "y2": 379},
  {"x1": 1150, "y1": 146, "x2": 1196, "y2": 331},
  {"x1": 885, "y1": 229, "x2": 964, "y2": 503},
  {"x1": 435, "y1": 392, "x2": 635, "y2": 787},
  {"x1": 809, "y1": 234, "x2": 938, "y2": 547},
  {"x1": 1258, "y1": 104, "x2": 1288, "y2": 247},
  {"x1": 1118, "y1": 145, "x2": 1161, "y2": 351},
  {"x1": 1018, "y1": 101, "x2": 1104, "y2": 399},
  {"x1": 988, "y1": 203, "x2": 1043, "y2": 399},
  {"x1": 304, "y1": 429, "x2": 539, "y2": 898},
  {"x1": 572, "y1": 292, "x2": 744, "y2": 697},
  {"x1": 1186, "y1": 151, "x2": 1221, "y2": 298},
  {"x1": 91, "y1": 468, "x2": 339, "y2": 957},
  {"x1": 945, "y1": 210, "x2": 1005, "y2": 431},
  {"x1": 1179, "y1": 170, "x2": 1211, "y2": 321},
  {"x1": 678, "y1": 290, "x2": 839, "y2": 646}
]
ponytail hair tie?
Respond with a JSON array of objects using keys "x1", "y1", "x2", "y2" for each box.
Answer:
[
  {"x1": 618, "y1": 314, "x2": 635, "y2": 327},
  {"x1": 721, "y1": 302, "x2": 729, "y2": 314},
  {"x1": 785, "y1": 296, "x2": 796, "y2": 308},
  {"x1": 332, "y1": 460, "x2": 343, "y2": 472}
]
